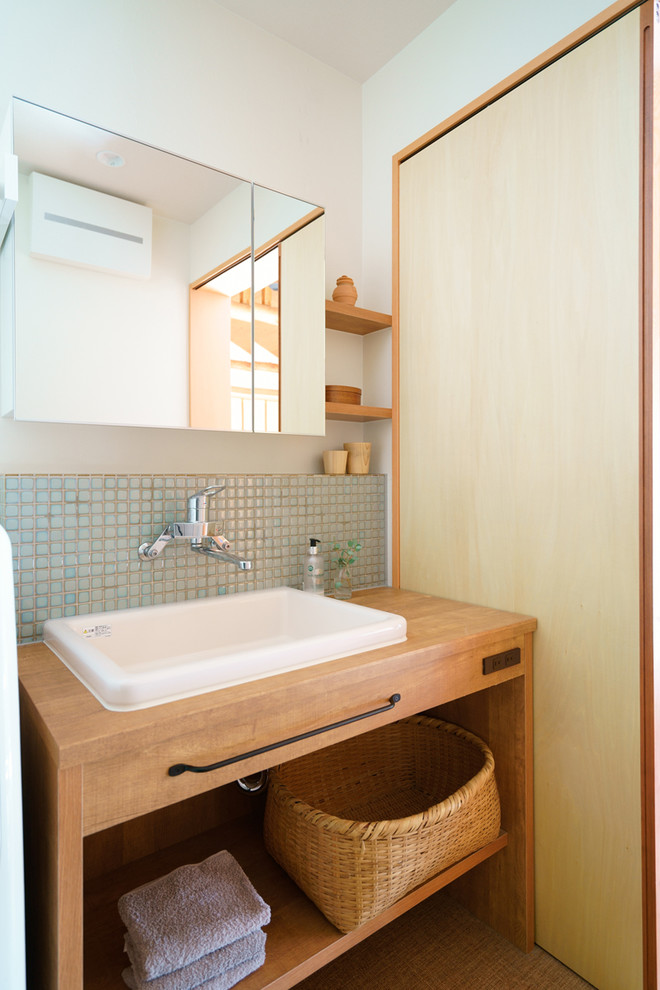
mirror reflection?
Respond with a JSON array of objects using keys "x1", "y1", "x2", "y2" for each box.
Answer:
[
  {"x1": 190, "y1": 192, "x2": 325, "y2": 434},
  {"x1": 3, "y1": 98, "x2": 325, "y2": 434},
  {"x1": 253, "y1": 185, "x2": 325, "y2": 436}
]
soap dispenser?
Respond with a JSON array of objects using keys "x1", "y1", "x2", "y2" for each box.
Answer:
[{"x1": 303, "y1": 538, "x2": 325, "y2": 594}]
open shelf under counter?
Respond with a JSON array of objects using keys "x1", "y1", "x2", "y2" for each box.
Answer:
[
  {"x1": 325, "y1": 300, "x2": 392, "y2": 335},
  {"x1": 83, "y1": 812, "x2": 508, "y2": 990},
  {"x1": 325, "y1": 401, "x2": 392, "y2": 422}
]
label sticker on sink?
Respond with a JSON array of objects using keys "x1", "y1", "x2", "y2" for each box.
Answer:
[{"x1": 82, "y1": 624, "x2": 112, "y2": 639}]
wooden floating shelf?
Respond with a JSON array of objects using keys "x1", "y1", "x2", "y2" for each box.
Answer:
[
  {"x1": 325, "y1": 402, "x2": 392, "y2": 422},
  {"x1": 325, "y1": 300, "x2": 392, "y2": 335},
  {"x1": 83, "y1": 813, "x2": 508, "y2": 990},
  {"x1": 324, "y1": 300, "x2": 392, "y2": 421}
]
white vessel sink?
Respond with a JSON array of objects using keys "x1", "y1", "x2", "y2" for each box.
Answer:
[{"x1": 43, "y1": 587, "x2": 407, "y2": 711}]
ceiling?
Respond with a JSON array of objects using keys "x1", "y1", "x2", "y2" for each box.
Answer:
[
  {"x1": 213, "y1": 0, "x2": 458, "y2": 82},
  {"x1": 12, "y1": 99, "x2": 245, "y2": 224}
]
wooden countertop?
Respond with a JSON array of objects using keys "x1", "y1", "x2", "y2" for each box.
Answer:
[{"x1": 18, "y1": 588, "x2": 536, "y2": 775}]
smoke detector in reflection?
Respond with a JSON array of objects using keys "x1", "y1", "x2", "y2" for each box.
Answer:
[{"x1": 96, "y1": 150, "x2": 125, "y2": 168}]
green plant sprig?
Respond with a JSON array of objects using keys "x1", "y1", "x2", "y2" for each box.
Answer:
[{"x1": 332, "y1": 539, "x2": 362, "y2": 569}]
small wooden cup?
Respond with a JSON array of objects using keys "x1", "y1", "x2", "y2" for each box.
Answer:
[
  {"x1": 344, "y1": 442, "x2": 371, "y2": 475},
  {"x1": 323, "y1": 450, "x2": 348, "y2": 475}
]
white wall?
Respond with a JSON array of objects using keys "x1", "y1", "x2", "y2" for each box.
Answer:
[{"x1": 0, "y1": 0, "x2": 364, "y2": 473}]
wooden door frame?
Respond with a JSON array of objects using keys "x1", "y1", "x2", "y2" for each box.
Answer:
[
  {"x1": 391, "y1": 1, "x2": 658, "y2": 985},
  {"x1": 640, "y1": 3, "x2": 659, "y2": 985}
]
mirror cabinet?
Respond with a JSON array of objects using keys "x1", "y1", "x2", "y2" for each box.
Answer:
[{"x1": 0, "y1": 98, "x2": 325, "y2": 435}]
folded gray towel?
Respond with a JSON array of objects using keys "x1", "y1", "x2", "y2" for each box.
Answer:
[
  {"x1": 123, "y1": 949, "x2": 266, "y2": 990},
  {"x1": 122, "y1": 930, "x2": 266, "y2": 990},
  {"x1": 118, "y1": 851, "x2": 271, "y2": 982}
]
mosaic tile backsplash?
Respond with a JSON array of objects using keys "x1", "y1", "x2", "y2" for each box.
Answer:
[{"x1": 0, "y1": 473, "x2": 387, "y2": 644}]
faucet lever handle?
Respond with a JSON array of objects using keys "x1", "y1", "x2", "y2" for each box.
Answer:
[
  {"x1": 187, "y1": 485, "x2": 225, "y2": 523},
  {"x1": 189, "y1": 485, "x2": 225, "y2": 501}
]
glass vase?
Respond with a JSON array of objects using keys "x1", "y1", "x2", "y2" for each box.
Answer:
[{"x1": 334, "y1": 563, "x2": 352, "y2": 600}]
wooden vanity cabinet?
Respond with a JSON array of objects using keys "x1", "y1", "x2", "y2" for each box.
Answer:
[{"x1": 17, "y1": 588, "x2": 535, "y2": 990}]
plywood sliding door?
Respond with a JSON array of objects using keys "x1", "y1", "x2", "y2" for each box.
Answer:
[{"x1": 397, "y1": 9, "x2": 642, "y2": 990}]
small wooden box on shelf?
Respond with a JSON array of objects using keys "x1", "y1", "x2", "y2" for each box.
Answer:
[{"x1": 324, "y1": 301, "x2": 392, "y2": 422}]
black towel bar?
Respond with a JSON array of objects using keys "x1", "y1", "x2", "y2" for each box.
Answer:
[{"x1": 168, "y1": 693, "x2": 402, "y2": 777}]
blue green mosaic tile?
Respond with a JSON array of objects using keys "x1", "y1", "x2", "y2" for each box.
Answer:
[{"x1": 0, "y1": 473, "x2": 386, "y2": 644}]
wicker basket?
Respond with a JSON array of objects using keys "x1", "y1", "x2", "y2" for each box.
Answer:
[{"x1": 263, "y1": 715, "x2": 501, "y2": 933}]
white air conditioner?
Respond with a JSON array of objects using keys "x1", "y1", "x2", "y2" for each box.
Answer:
[{"x1": 29, "y1": 171, "x2": 152, "y2": 278}]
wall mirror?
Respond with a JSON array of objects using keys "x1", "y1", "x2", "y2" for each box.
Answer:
[{"x1": 0, "y1": 98, "x2": 326, "y2": 434}]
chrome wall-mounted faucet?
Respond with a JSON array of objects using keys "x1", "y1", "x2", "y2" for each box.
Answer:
[{"x1": 138, "y1": 486, "x2": 252, "y2": 570}]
